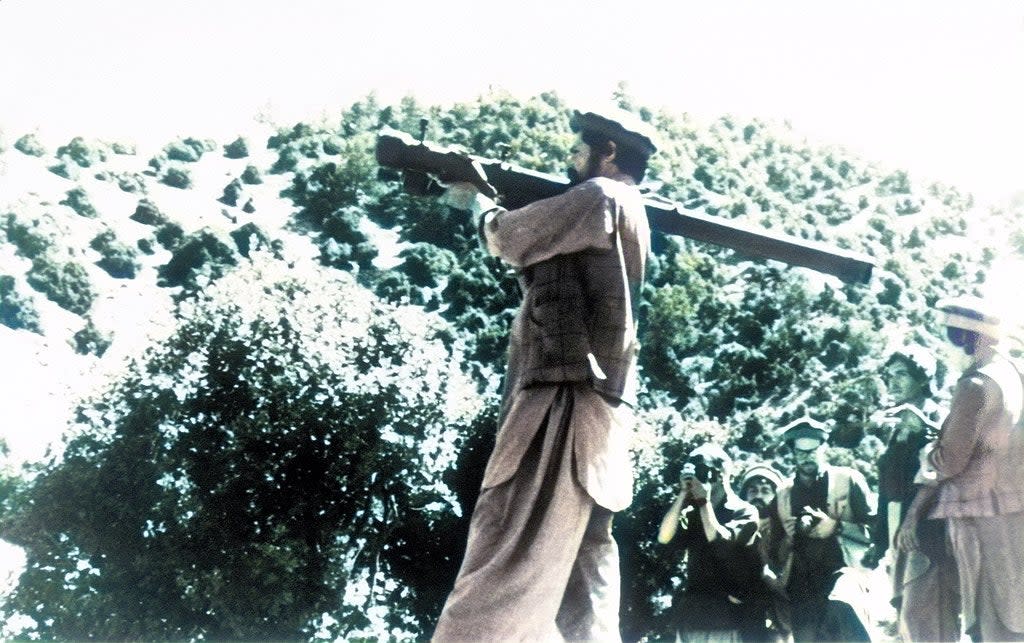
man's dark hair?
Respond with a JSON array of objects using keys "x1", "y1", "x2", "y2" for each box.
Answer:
[{"x1": 580, "y1": 129, "x2": 649, "y2": 183}]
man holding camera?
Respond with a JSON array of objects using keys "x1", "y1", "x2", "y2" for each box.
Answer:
[
  {"x1": 774, "y1": 418, "x2": 875, "y2": 642},
  {"x1": 658, "y1": 444, "x2": 761, "y2": 641}
]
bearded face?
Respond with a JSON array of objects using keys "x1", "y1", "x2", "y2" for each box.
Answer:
[
  {"x1": 566, "y1": 135, "x2": 603, "y2": 185},
  {"x1": 742, "y1": 478, "x2": 776, "y2": 518}
]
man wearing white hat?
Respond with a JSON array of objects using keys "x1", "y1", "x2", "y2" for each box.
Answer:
[
  {"x1": 433, "y1": 105, "x2": 657, "y2": 641},
  {"x1": 915, "y1": 295, "x2": 1024, "y2": 641}
]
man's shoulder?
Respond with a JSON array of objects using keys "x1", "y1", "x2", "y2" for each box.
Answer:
[
  {"x1": 824, "y1": 464, "x2": 866, "y2": 481},
  {"x1": 577, "y1": 177, "x2": 641, "y2": 203},
  {"x1": 722, "y1": 494, "x2": 759, "y2": 521}
]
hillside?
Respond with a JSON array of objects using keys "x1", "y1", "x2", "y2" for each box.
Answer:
[{"x1": 0, "y1": 91, "x2": 1021, "y2": 640}]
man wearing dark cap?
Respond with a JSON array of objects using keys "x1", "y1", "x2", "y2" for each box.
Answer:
[
  {"x1": 908, "y1": 295, "x2": 1024, "y2": 641},
  {"x1": 774, "y1": 417, "x2": 875, "y2": 641},
  {"x1": 433, "y1": 105, "x2": 656, "y2": 641},
  {"x1": 658, "y1": 444, "x2": 761, "y2": 642}
]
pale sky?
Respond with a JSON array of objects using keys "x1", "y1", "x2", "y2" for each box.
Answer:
[{"x1": 1, "y1": 0, "x2": 1022, "y2": 201}]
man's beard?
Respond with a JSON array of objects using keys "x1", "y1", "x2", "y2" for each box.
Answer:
[
  {"x1": 796, "y1": 462, "x2": 819, "y2": 478},
  {"x1": 567, "y1": 152, "x2": 602, "y2": 186},
  {"x1": 749, "y1": 499, "x2": 769, "y2": 518}
]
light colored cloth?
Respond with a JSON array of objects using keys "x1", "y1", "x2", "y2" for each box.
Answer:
[
  {"x1": 925, "y1": 353, "x2": 1024, "y2": 640},
  {"x1": 928, "y1": 354, "x2": 1024, "y2": 518},
  {"x1": 893, "y1": 545, "x2": 959, "y2": 643},
  {"x1": 484, "y1": 380, "x2": 635, "y2": 513},
  {"x1": 889, "y1": 488, "x2": 960, "y2": 643},
  {"x1": 947, "y1": 512, "x2": 1024, "y2": 640},
  {"x1": 433, "y1": 384, "x2": 625, "y2": 642}
]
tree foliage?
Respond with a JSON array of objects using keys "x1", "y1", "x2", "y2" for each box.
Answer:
[{"x1": 1, "y1": 255, "x2": 479, "y2": 640}]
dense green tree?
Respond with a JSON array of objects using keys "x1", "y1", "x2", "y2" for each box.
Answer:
[{"x1": 0, "y1": 255, "x2": 479, "y2": 640}]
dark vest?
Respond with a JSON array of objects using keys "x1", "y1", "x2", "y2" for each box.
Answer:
[{"x1": 515, "y1": 195, "x2": 647, "y2": 405}]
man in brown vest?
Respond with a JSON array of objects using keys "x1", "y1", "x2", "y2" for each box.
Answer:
[
  {"x1": 774, "y1": 418, "x2": 875, "y2": 641},
  {"x1": 432, "y1": 105, "x2": 656, "y2": 641}
]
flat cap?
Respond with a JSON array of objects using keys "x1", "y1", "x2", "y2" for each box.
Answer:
[
  {"x1": 571, "y1": 104, "x2": 658, "y2": 157},
  {"x1": 780, "y1": 416, "x2": 829, "y2": 445},
  {"x1": 936, "y1": 295, "x2": 1002, "y2": 339},
  {"x1": 739, "y1": 463, "x2": 784, "y2": 490}
]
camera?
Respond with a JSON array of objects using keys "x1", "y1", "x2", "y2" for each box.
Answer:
[
  {"x1": 797, "y1": 511, "x2": 822, "y2": 533},
  {"x1": 681, "y1": 460, "x2": 718, "y2": 485}
]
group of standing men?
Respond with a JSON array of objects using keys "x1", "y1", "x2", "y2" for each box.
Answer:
[
  {"x1": 427, "y1": 105, "x2": 1024, "y2": 642},
  {"x1": 659, "y1": 418, "x2": 874, "y2": 642}
]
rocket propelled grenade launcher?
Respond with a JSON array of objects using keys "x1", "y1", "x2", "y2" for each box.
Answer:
[{"x1": 375, "y1": 126, "x2": 874, "y2": 284}]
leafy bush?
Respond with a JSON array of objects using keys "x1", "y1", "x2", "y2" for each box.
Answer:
[
  {"x1": 26, "y1": 255, "x2": 95, "y2": 315},
  {"x1": 155, "y1": 222, "x2": 185, "y2": 250},
  {"x1": 157, "y1": 228, "x2": 237, "y2": 290},
  {"x1": 47, "y1": 161, "x2": 79, "y2": 180},
  {"x1": 116, "y1": 173, "x2": 146, "y2": 193},
  {"x1": 269, "y1": 146, "x2": 299, "y2": 174},
  {"x1": 55, "y1": 136, "x2": 107, "y2": 167},
  {"x1": 163, "y1": 137, "x2": 213, "y2": 162},
  {"x1": 0, "y1": 275, "x2": 42, "y2": 333},
  {"x1": 223, "y1": 136, "x2": 249, "y2": 159},
  {"x1": 3, "y1": 214, "x2": 54, "y2": 259},
  {"x1": 129, "y1": 198, "x2": 167, "y2": 226},
  {"x1": 240, "y1": 164, "x2": 263, "y2": 184},
  {"x1": 60, "y1": 187, "x2": 97, "y2": 218},
  {"x1": 109, "y1": 141, "x2": 136, "y2": 155},
  {"x1": 218, "y1": 178, "x2": 243, "y2": 206},
  {"x1": 0, "y1": 255, "x2": 479, "y2": 640},
  {"x1": 160, "y1": 166, "x2": 192, "y2": 189},
  {"x1": 14, "y1": 133, "x2": 46, "y2": 157},
  {"x1": 90, "y1": 229, "x2": 139, "y2": 278},
  {"x1": 70, "y1": 318, "x2": 112, "y2": 356}
]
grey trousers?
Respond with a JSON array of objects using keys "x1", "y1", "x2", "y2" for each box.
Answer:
[
  {"x1": 947, "y1": 512, "x2": 1024, "y2": 642},
  {"x1": 433, "y1": 388, "x2": 622, "y2": 642}
]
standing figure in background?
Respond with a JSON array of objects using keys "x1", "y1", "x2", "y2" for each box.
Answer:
[
  {"x1": 881, "y1": 404, "x2": 960, "y2": 642},
  {"x1": 914, "y1": 296, "x2": 1024, "y2": 642},
  {"x1": 738, "y1": 463, "x2": 792, "y2": 642},
  {"x1": 658, "y1": 444, "x2": 761, "y2": 642},
  {"x1": 432, "y1": 106, "x2": 656, "y2": 642},
  {"x1": 775, "y1": 418, "x2": 875, "y2": 642}
]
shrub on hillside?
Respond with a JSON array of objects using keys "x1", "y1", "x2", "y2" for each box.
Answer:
[
  {"x1": 157, "y1": 229, "x2": 238, "y2": 290},
  {"x1": 14, "y1": 133, "x2": 46, "y2": 157},
  {"x1": 322, "y1": 136, "x2": 343, "y2": 155},
  {"x1": 240, "y1": 164, "x2": 263, "y2": 185},
  {"x1": 116, "y1": 173, "x2": 146, "y2": 193},
  {"x1": 267, "y1": 123, "x2": 314, "y2": 149},
  {"x1": 0, "y1": 275, "x2": 42, "y2": 333},
  {"x1": 26, "y1": 255, "x2": 95, "y2": 315},
  {"x1": 130, "y1": 199, "x2": 167, "y2": 226},
  {"x1": 56, "y1": 137, "x2": 107, "y2": 168},
  {"x1": 47, "y1": 161, "x2": 79, "y2": 180},
  {"x1": 110, "y1": 141, "x2": 136, "y2": 155},
  {"x1": 223, "y1": 137, "x2": 249, "y2": 159},
  {"x1": 70, "y1": 318, "x2": 112, "y2": 356},
  {"x1": 155, "y1": 222, "x2": 185, "y2": 250},
  {"x1": 60, "y1": 187, "x2": 98, "y2": 218},
  {"x1": 218, "y1": 179, "x2": 243, "y2": 206},
  {"x1": 229, "y1": 223, "x2": 273, "y2": 258},
  {"x1": 164, "y1": 137, "x2": 215, "y2": 163},
  {"x1": 161, "y1": 166, "x2": 192, "y2": 189},
  {"x1": 269, "y1": 146, "x2": 299, "y2": 174},
  {"x1": 3, "y1": 214, "x2": 54, "y2": 259},
  {"x1": 90, "y1": 230, "x2": 139, "y2": 279}
]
